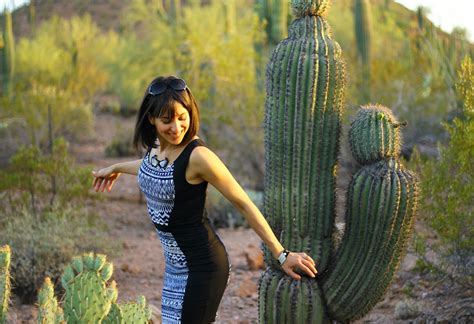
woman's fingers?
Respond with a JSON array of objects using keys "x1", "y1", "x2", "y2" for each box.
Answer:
[
  {"x1": 297, "y1": 261, "x2": 316, "y2": 278},
  {"x1": 284, "y1": 267, "x2": 302, "y2": 281},
  {"x1": 302, "y1": 259, "x2": 318, "y2": 275}
]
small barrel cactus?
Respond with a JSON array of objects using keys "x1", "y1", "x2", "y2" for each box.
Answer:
[
  {"x1": 0, "y1": 245, "x2": 11, "y2": 324},
  {"x1": 61, "y1": 252, "x2": 117, "y2": 323},
  {"x1": 37, "y1": 278, "x2": 64, "y2": 324}
]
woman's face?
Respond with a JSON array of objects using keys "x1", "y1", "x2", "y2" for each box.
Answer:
[{"x1": 150, "y1": 101, "x2": 190, "y2": 146}]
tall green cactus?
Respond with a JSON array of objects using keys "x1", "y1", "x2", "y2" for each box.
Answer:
[
  {"x1": 0, "y1": 245, "x2": 11, "y2": 324},
  {"x1": 354, "y1": 0, "x2": 372, "y2": 102},
  {"x1": 0, "y1": 8, "x2": 14, "y2": 97},
  {"x1": 259, "y1": 0, "x2": 418, "y2": 322}
]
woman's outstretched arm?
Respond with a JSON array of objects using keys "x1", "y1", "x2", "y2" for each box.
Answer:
[
  {"x1": 188, "y1": 146, "x2": 318, "y2": 280},
  {"x1": 92, "y1": 159, "x2": 143, "y2": 192}
]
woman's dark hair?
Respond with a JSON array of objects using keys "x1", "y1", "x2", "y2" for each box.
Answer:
[{"x1": 133, "y1": 76, "x2": 200, "y2": 150}]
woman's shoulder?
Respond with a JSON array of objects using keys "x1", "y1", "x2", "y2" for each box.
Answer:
[{"x1": 189, "y1": 141, "x2": 220, "y2": 168}]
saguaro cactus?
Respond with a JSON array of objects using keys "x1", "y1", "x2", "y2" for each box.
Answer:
[
  {"x1": 256, "y1": 0, "x2": 290, "y2": 46},
  {"x1": 354, "y1": 0, "x2": 372, "y2": 102},
  {"x1": 259, "y1": 0, "x2": 418, "y2": 322},
  {"x1": 0, "y1": 245, "x2": 11, "y2": 324},
  {"x1": 0, "y1": 9, "x2": 15, "y2": 97},
  {"x1": 322, "y1": 105, "x2": 418, "y2": 321}
]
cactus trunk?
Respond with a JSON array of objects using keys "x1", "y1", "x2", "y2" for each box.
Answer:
[
  {"x1": 0, "y1": 9, "x2": 14, "y2": 97},
  {"x1": 262, "y1": 0, "x2": 345, "y2": 276},
  {"x1": 0, "y1": 246, "x2": 11, "y2": 324}
]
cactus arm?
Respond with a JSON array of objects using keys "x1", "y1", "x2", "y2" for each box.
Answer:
[
  {"x1": 322, "y1": 107, "x2": 418, "y2": 321},
  {"x1": 37, "y1": 277, "x2": 64, "y2": 324}
]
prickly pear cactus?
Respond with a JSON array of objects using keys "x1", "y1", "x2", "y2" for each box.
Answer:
[
  {"x1": 103, "y1": 296, "x2": 151, "y2": 324},
  {"x1": 61, "y1": 253, "x2": 117, "y2": 323},
  {"x1": 37, "y1": 278, "x2": 64, "y2": 324},
  {"x1": 0, "y1": 245, "x2": 11, "y2": 324},
  {"x1": 259, "y1": 0, "x2": 418, "y2": 322}
]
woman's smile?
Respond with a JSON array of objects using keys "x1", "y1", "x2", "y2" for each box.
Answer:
[{"x1": 150, "y1": 101, "x2": 190, "y2": 146}]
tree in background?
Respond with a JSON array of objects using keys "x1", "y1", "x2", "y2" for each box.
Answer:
[{"x1": 411, "y1": 55, "x2": 473, "y2": 289}]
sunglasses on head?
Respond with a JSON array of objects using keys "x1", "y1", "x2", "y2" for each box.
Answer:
[{"x1": 148, "y1": 78, "x2": 187, "y2": 96}]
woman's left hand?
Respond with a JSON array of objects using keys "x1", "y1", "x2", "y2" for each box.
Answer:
[{"x1": 281, "y1": 252, "x2": 318, "y2": 280}]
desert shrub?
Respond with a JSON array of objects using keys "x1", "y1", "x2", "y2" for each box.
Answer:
[
  {"x1": 105, "y1": 127, "x2": 136, "y2": 158},
  {"x1": 105, "y1": 136, "x2": 136, "y2": 157},
  {"x1": 410, "y1": 56, "x2": 473, "y2": 289},
  {"x1": 0, "y1": 138, "x2": 92, "y2": 215},
  {"x1": 0, "y1": 205, "x2": 113, "y2": 303},
  {"x1": 206, "y1": 186, "x2": 263, "y2": 229},
  {"x1": 0, "y1": 138, "x2": 116, "y2": 302}
]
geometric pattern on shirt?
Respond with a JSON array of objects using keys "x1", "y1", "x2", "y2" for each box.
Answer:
[
  {"x1": 157, "y1": 229, "x2": 189, "y2": 324},
  {"x1": 138, "y1": 160, "x2": 175, "y2": 226}
]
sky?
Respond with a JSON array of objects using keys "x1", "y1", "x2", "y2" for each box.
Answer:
[{"x1": 1, "y1": 0, "x2": 473, "y2": 41}]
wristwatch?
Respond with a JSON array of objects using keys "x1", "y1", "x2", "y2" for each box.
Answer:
[{"x1": 277, "y1": 249, "x2": 290, "y2": 265}]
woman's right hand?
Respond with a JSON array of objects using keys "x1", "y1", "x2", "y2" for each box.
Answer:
[{"x1": 92, "y1": 166, "x2": 121, "y2": 192}]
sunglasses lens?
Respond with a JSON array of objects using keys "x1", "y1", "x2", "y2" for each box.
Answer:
[
  {"x1": 148, "y1": 82, "x2": 167, "y2": 95},
  {"x1": 170, "y1": 78, "x2": 187, "y2": 91},
  {"x1": 148, "y1": 78, "x2": 187, "y2": 96}
]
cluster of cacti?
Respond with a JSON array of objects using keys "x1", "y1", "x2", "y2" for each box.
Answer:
[
  {"x1": 354, "y1": 0, "x2": 372, "y2": 102},
  {"x1": 0, "y1": 8, "x2": 15, "y2": 97},
  {"x1": 0, "y1": 247, "x2": 152, "y2": 323},
  {"x1": 0, "y1": 246, "x2": 11, "y2": 324},
  {"x1": 256, "y1": 0, "x2": 290, "y2": 45},
  {"x1": 259, "y1": 0, "x2": 418, "y2": 322}
]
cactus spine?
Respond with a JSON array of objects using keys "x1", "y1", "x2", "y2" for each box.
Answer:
[
  {"x1": 0, "y1": 246, "x2": 11, "y2": 324},
  {"x1": 0, "y1": 9, "x2": 14, "y2": 97},
  {"x1": 259, "y1": 0, "x2": 418, "y2": 322},
  {"x1": 354, "y1": 0, "x2": 372, "y2": 102}
]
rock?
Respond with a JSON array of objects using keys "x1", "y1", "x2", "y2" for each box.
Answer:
[
  {"x1": 237, "y1": 276, "x2": 258, "y2": 298},
  {"x1": 244, "y1": 245, "x2": 264, "y2": 270},
  {"x1": 394, "y1": 299, "x2": 422, "y2": 320},
  {"x1": 148, "y1": 303, "x2": 161, "y2": 323},
  {"x1": 121, "y1": 263, "x2": 141, "y2": 274}
]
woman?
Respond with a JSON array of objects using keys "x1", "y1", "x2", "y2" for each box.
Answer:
[{"x1": 92, "y1": 76, "x2": 317, "y2": 323}]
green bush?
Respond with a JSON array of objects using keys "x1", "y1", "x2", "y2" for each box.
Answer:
[
  {"x1": 206, "y1": 186, "x2": 262, "y2": 229},
  {"x1": 0, "y1": 138, "x2": 117, "y2": 303},
  {"x1": 0, "y1": 206, "x2": 113, "y2": 303},
  {"x1": 410, "y1": 56, "x2": 473, "y2": 288}
]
